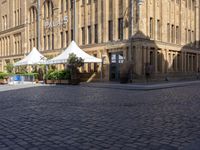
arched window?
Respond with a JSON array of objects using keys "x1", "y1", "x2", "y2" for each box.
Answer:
[
  {"x1": 66, "y1": 0, "x2": 68, "y2": 11},
  {"x1": 29, "y1": 7, "x2": 37, "y2": 23},
  {"x1": 61, "y1": 0, "x2": 64, "y2": 12},
  {"x1": 44, "y1": 0, "x2": 54, "y2": 20},
  {"x1": 43, "y1": 0, "x2": 54, "y2": 51},
  {"x1": 29, "y1": 7, "x2": 37, "y2": 50}
]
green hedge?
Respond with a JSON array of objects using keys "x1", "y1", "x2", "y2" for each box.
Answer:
[
  {"x1": 46, "y1": 70, "x2": 71, "y2": 80},
  {"x1": 0, "y1": 72, "x2": 9, "y2": 79}
]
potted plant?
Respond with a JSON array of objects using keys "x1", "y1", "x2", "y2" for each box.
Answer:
[
  {"x1": 60, "y1": 70, "x2": 71, "y2": 84},
  {"x1": 5, "y1": 63, "x2": 14, "y2": 74},
  {"x1": 0, "y1": 72, "x2": 9, "y2": 84},
  {"x1": 45, "y1": 70, "x2": 55, "y2": 84},
  {"x1": 67, "y1": 53, "x2": 84, "y2": 85}
]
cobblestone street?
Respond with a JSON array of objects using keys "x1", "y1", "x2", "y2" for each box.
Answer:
[{"x1": 0, "y1": 84, "x2": 200, "y2": 150}]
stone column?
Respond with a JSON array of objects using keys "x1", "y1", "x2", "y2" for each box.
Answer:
[
  {"x1": 195, "y1": 0, "x2": 199, "y2": 48},
  {"x1": 113, "y1": 0, "x2": 119, "y2": 41},
  {"x1": 91, "y1": 2, "x2": 95, "y2": 44},
  {"x1": 97, "y1": 0, "x2": 102, "y2": 43},
  {"x1": 197, "y1": 53, "x2": 199, "y2": 71},
  {"x1": 175, "y1": 52, "x2": 178, "y2": 72},
  {"x1": 154, "y1": 48, "x2": 158, "y2": 74},
  {"x1": 103, "y1": 0, "x2": 109, "y2": 42},
  {"x1": 187, "y1": 53, "x2": 190, "y2": 72},
  {"x1": 191, "y1": 54, "x2": 194, "y2": 72},
  {"x1": 161, "y1": 49, "x2": 165, "y2": 74},
  {"x1": 143, "y1": 47, "x2": 147, "y2": 74},
  {"x1": 181, "y1": 52, "x2": 184, "y2": 72},
  {"x1": 147, "y1": 47, "x2": 150, "y2": 64},
  {"x1": 135, "y1": 45, "x2": 143, "y2": 75},
  {"x1": 184, "y1": 52, "x2": 187, "y2": 72}
]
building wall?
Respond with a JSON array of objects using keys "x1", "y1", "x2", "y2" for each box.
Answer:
[
  {"x1": 0, "y1": 0, "x2": 199, "y2": 81},
  {"x1": 134, "y1": 0, "x2": 200, "y2": 77}
]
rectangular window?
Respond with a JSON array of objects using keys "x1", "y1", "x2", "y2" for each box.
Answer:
[
  {"x1": 66, "y1": 0, "x2": 68, "y2": 11},
  {"x1": 191, "y1": 31, "x2": 194, "y2": 44},
  {"x1": 94, "y1": 24, "x2": 98, "y2": 43},
  {"x1": 157, "y1": 20, "x2": 160, "y2": 40},
  {"x1": 188, "y1": 29, "x2": 191, "y2": 43},
  {"x1": 60, "y1": 32, "x2": 64, "y2": 48},
  {"x1": 48, "y1": 35, "x2": 50, "y2": 50},
  {"x1": 61, "y1": 0, "x2": 64, "y2": 12},
  {"x1": 118, "y1": 18, "x2": 123, "y2": 40},
  {"x1": 82, "y1": 27, "x2": 85, "y2": 45},
  {"x1": 33, "y1": 38, "x2": 35, "y2": 47},
  {"x1": 71, "y1": 29, "x2": 73, "y2": 41},
  {"x1": 176, "y1": 26, "x2": 179, "y2": 44},
  {"x1": 167, "y1": 23, "x2": 170, "y2": 42},
  {"x1": 108, "y1": 20, "x2": 113, "y2": 41},
  {"x1": 66, "y1": 31, "x2": 68, "y2": 46},
  {"x1": 71, "y1": 0, "x2": 73, "y2": 9},
  {"x1": 44, "y1": 36, "x2": 46, "y2": 50},
  {"x1": 52, "y1": 34, "x2": 54, "y2": 50},
  {"x1": 150, "y1": 17, "x2": 153, "y2": 38},
  {"x1": 188, "y1": 0, "x2": 191, "y2": 9},
  {"x1": 5, "y1": 15, "x2": 7, "y2": 29},
  {"x1": 88, "y1": 26, "x2": 92, "y2": 44},
  {"x1": 185, "y1": 28, "x2": 187, "y2": 43},
  {"x1": 2, "y1": 16, "x2": 4, "y2": 30},
  {"x1": 88, "y1": 0, "x2": 91, "y2": 4},
  {"x1": 192, "y1": 0, "x2": 195, "y2": 10},
  {"x1": 29, "y1": 39, "x2": 32, "y2": 50},
  {"x1": 171, "y1": 25, "x2": 175, "y2": 43}
]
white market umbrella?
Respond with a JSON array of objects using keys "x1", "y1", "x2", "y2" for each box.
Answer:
[
  {"x1": 14, "y1": 47, "x2": 47, "y2": 66},
  {"x1": 46, "y1": 41, "x2": 102, "y2": 64}
]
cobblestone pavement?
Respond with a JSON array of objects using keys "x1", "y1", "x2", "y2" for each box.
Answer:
[{"x1": 0, "y1": 84, "x2": 200, "y2": 150}]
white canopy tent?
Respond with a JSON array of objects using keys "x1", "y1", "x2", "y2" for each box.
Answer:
[
  {"x1": 46, "y1": 41, "x2": 102, "y2": 64},
  {"x1": 14, "y1": 47, "x2": 47, "y2": 66}
]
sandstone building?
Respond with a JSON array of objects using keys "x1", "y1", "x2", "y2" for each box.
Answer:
[{"x1": 0, "y1": 0, "x2": 199, "y2": 81}]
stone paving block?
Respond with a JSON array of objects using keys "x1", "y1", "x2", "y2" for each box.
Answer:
[{"x1": 0, "y1": 85, "x2": 200, "y2": 149}]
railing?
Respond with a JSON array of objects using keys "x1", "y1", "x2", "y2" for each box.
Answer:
[{"x1": 8, "y1": 74, "x2": 35, "y2": 84}]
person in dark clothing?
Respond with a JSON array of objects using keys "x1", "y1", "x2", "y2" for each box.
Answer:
[{"x1": 145, "y1": 63, "x2": 151, "y2": 83}]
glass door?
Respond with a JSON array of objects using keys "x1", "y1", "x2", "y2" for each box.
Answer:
[{"x1": 109, "y1": 52, "x2": 124, "y2": 81}]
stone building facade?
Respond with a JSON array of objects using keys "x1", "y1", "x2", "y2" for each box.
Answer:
[{"x1": 0, "y1": 0, "x2": 199, "y2": 81}]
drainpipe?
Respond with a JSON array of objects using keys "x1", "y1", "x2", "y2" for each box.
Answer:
[
  {"x1": 73, "y1": 0, "x2": 76, "y2": 42},
  {"x1": 37, "y1": 0, "x2": 40, "y2": 50},
  {"x1": 129, "y1": 0, "x2": 134, "y2": 82}
]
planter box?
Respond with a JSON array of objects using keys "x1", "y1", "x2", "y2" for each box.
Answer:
[
  {"x1": 60, "y1": 80, "x2": 69, "y2": 84},
  {"x1": 71, "y1": 78, "x2": 80, "y2": 85},
  {"x1": 0, "y1": 79, "x2": 8, "y2": 84},
  {"x1": 53, "y1": 80, "x2": 60, "y2": 84},
  {"x1": 46, "y1": 80, "x2": 54, "y2": 84}
]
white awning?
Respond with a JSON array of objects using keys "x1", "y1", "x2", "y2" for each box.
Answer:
[
  {"x1": 46, "y1": 41, "x2": 102, "y2": 64},
  {"x1": 14, "y1": 47, "x2": 47, "y2": 66}
]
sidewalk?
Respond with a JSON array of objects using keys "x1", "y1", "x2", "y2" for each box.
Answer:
[
  {"x1": 81, "y1": 80, "x2": 200, "y2": 90},
  {"x1": 0, "y1": 84, "x2": 45, "y2": 92}
]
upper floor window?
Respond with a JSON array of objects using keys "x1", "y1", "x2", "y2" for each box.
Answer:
[
  {"x1": 118, "y1": 18, "x2": 123, "y2": 40},
  {"x1": 87, "y1": 0, "x2": 91, "y2": 4},
  {"x1": 71, "y1": 0, "x2": 73, "y2": 9},
  {"x1": 44, "y1": 0, "x2": 54, "y2": 19},
  {"x1": 150, "y1": 17, "x2": 154, "y2": 39},
  {"x1": 61, "y1": 0, "x2": 64, "y2": 12},
  {"x1": 66, "y1": 0, "x2": 69, "y2": 11}
]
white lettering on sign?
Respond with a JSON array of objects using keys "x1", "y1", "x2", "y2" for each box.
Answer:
[{"x1": 44, "y1": 16, "x2": 68, "y2": 29}]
